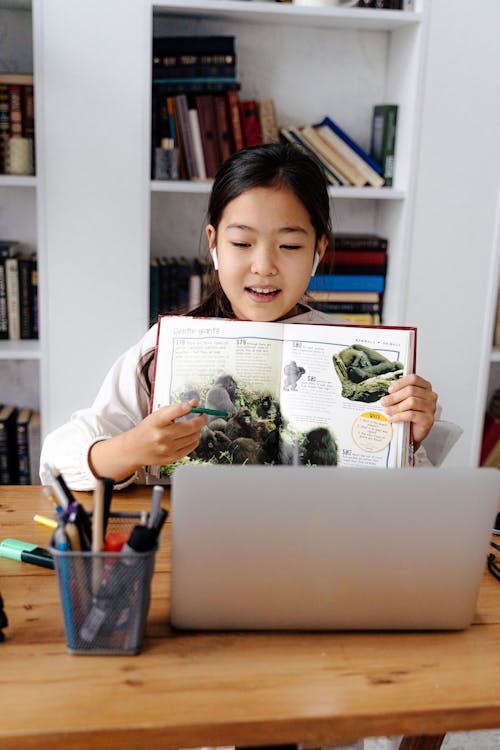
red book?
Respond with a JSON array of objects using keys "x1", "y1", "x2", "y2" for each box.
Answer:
[
  {"x1": 195, "y1": 95, "x2": 221, "y2": 178},
  {"x1": 332, "y1": 250, "x2": 387, "y2": 266},
  {"x1": 8, "y1": 84, "x2": 22, "y2": 137},
  {"x1": 213, "y1": 94, "x2": 232, "y2": 164},
  {"x1": 480, "y1": 412, "x2": 500, "y2": 465},
  {"x1": 226, "y1": 90, "x2": 244, "y2": 152},
  {"x1": 239, "y1": 99, "x2": 263, "y2": 147}
]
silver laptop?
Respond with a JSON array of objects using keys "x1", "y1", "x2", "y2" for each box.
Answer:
[{"x1": 170, "y1": 465, "x2": 500, "y2": 631}]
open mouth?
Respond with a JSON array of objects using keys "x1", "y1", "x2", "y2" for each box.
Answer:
[{"x1": 246, "y1": 286, "x2": 281, "y2": 301}]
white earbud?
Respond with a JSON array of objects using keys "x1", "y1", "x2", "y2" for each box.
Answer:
[
  {"x1": 211, "y1": 246, "x2": 219, "y2": 271},
  {"x1": 311, "y1": 251, "x2": 320, "y2": 277}
]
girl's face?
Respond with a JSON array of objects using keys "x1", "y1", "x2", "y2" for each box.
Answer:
[{"x1": 206, "y1": 186, "x2": 327, "y2": 322}]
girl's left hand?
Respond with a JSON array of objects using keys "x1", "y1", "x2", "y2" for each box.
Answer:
[{"x1": 380, "y1": 374, "x2": 438, "y2": 450}]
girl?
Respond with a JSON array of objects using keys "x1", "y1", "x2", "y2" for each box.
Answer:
[{"x1": 40, "y1": 143, "x2": 438, "y2": 489}]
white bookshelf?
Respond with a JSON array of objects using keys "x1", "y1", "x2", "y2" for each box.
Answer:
[
  {"x1": 150, "y1": 0, "x2": 427, "y2": 326},
  {"x1": 0, "y1": 4, "x2": 40, "y2": 418},
  {"x1": 2, "y1": 0, "x2": 497, "y2": 471}
]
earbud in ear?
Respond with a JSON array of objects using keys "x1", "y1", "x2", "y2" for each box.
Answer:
[
  {"x1": 211, "y1": 247, "x2": 219, "y2": 271},
  {"x1": 311, "y1": 251, "x2": 320, "y2": 277}
]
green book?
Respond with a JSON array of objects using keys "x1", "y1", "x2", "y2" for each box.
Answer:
[{"x1": 370, "y1": 104, "x2": 398, "y2": 187}]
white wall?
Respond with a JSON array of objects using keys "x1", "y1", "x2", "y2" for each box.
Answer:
[{"x1": 405, "y1": 0, "x2": 500, "y2": 465}]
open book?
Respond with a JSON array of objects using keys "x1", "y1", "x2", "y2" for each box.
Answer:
[{"x1": 149, "y1": 316, "x2": 416, "y2": 480}]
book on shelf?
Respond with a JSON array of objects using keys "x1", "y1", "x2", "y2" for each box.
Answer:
[
  {"x1": 175, "y1": 94, "x2": 198, "y2": 179},
  {"x1": 0, "y1": 405, "x2": 18, "y2": 484},
  {"x1": 309, "y1": 299, "x2": 381, "y2": 314},
  {"x1": 308, "y1": 274, "x2": 385, "y2": 293},
  {"x1": 318, "y1": 115, "x2": 383, "y2": 177},
  {"x1": 226, "y1": 89, "x2": 244, "y2": 152},
  {"x1": 152, "y1": 36, "x2": 236, "y2": 82},
  {"x1": 258, "y1": 98, "x2": 279, "y2": 144},
  {"x1": 188, "y1": 107, "x2": 207, "y2": 180},
  {"x1": 314, "y1": 119, "x2": 384, "y2": 188},
  {"x1": 150, "y1": 256, "x2": 194, "y2": 321},
  {"x1": 239, "y1": 100, "x2": 263, "y2": 147},
  {"x1": 356, "y1": 1, "x2": 405, "y2": 9},
  {"x1": 148, "y1": 315, "x2": 416, "y2": 482},
  {"x1": 0, "y1": 243, "x2": 38, "y2": 340},
  {"x1": 307, "y1": 290, "x2": 382, "y2": 303},
  {"x1": 370, "y1": 104, "x2": 398, "y2": 187},
  {"x1": 300, "y1": 125, "x2": 364, "y2": 187},
  {"x1": 331, "y1": 232, "x2": 388, "y2": 251},
  {"x1": 27, "y1": 410, "x2": 41, "y2": 485},
  {"x1": 0, "y1": 73, "x2": 35, "y2": 176},
  {"x1": 280, "y1": 126, "x2": 344, "y2": 186},
  {"x1": 15, "y1": 407, "x2": 32, "y2": 485},
  {"x1": 213, "y1": 93, "x2": 232, "y2": 164},
  {"x1": 195, "y1": 94, "x2": 221, "y2": 178},
  {"x1": 324, "y1": 312, "x2": 382, "y2": 325}
]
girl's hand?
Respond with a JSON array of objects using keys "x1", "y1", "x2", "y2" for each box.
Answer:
[
  {"x1": 89, "y1": 400, "x2": 208, "y2": 482},
  {"x1": 380, "y1": 374, "x2": 437, "y2": 451}
]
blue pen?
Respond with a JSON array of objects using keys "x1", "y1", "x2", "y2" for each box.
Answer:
[{"x1": 52, "y1": 524, "x2": 76, "y2": 649}]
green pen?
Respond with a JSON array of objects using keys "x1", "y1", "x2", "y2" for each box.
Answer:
[
  {"x1": 0, "y1": 538, "x2": 54, "y2": 570},
  {"x1": 190, "y1": 407, "x2": 229, "y2": 418}
]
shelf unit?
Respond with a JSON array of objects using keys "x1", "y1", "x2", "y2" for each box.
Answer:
[
  {"x1": 150, "y1": 0, "x2": 427, "y2": 326},
  {"x1": 3, "y1": 0, "x2": 498, "y2": 469},
  {"x1": 0, "y1": 3, "x2": 40, "y2": 415}
]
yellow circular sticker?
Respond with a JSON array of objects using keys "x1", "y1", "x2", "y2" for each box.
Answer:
[{"x1": 352, "y1": 411, "x2": 393, "y2": 453}]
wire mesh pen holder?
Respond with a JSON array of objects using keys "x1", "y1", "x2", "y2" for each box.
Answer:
[{"x1": 51, "y1": 513, "x2": 157, "y2": 655}]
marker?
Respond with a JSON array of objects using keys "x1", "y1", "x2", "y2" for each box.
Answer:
[
  {"x1": 0, "y1": 538, "x2": 54, "y2": 570},
  {"x1": 190, "y1": 407, "x2": 229, "y2": 417},
  {"x1": 34, "y1": 514, "x2": 58, "y2": 530}
]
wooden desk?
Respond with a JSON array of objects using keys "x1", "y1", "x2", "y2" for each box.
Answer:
[{"x1": 1, "y1": 486, "x2": 500, "y2": 750}]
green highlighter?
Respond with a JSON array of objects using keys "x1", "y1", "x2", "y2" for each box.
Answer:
[{"x1": 0, "y1": 538, "x2": 54, "y2": 569}]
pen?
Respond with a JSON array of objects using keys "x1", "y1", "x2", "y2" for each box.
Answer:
[
  {"x1": 190, "y1": 406, "x2": 229, "y2": 417},
  {"x1": 44, "y1": 464, "x2": 75, "y2": 510},
  {"x1": 148, "y1": 485, "x2": 164, "y2": 528},
  {"x1": 0, "y1": 538, "x2": 54, "y2": 570},
  {"x1": 91, "y1": 479, "x2": 105, "y2": 597}
]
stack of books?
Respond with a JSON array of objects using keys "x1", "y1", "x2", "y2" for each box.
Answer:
[
  {"x1": 307, "y1": 233, "x2": 387, "y2": 324},
  {"x1": 0, "y1": 240, "x2": 38, "y2": 341},
  {"x1": 0, "y1": 405, "x2": 40, "y2": 485},
  {"x1": 151, "y1": 35, "x2": 280, "y2": 180},
  {"x1": 149, "y1": 256, "x2": 212, "y2": 324},
  {"x1": 280, "y1": 107, "x2": 398, "y2": 189},
  {"x1": 0, "y1": 73, "x2": 35, "y2": 176}
]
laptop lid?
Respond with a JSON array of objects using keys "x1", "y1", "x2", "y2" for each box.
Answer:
[{"x1": 170, "y1": 466, "x2": 499, "y2": 631}]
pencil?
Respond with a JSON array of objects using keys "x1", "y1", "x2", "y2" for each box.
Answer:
[{"x1": 190, "y1": 407, "x2": 229, "y2": 417}]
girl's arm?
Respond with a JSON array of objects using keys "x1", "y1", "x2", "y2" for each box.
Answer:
[
  {"x1": 40, "y1": 325, "x2": 205, "y2": 490},
  {"x1": 88, "y1": 401, "x2": 207, "y2": 483}
]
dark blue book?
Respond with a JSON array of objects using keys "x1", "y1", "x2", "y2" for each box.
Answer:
[
  {"x1": 317, "y1": 116, "x2": 383, "y2": 175},
  {"x1": 308, "y1": 274, "x2": 385, "y2": 293}
]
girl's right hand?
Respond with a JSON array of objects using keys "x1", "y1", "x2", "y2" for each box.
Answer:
[{"x1": 88, "y1": 400, "x2": 207, "y2": 483}]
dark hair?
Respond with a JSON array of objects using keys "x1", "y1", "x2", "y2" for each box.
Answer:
[
  {"x1": 190, "y1": 142, "x2": 333, "y2": 318},
  {"x1": 140, "y1": 143, "x2": 333, "y2": 392}
]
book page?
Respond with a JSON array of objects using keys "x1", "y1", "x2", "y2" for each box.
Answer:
[
  {"x1": 151, "y1": 316, "x2": 285, "y2": 477},
  {"x1": 280, "y1": 323, "x2": 414, "y2": 469}
]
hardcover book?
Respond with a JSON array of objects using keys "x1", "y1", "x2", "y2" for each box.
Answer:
[
  {"x1": 239, "y1": 100, "x2": 263, "y2": 147},
  {"x1": 149, "y1": 315, "x2": 416, "y2": 481},
  {"x1": 370, "y1": 104, "x2": 398, "y2": 187},
  {"x1": 0, "y1": 405, "x2": 18, "y2": 484}
]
